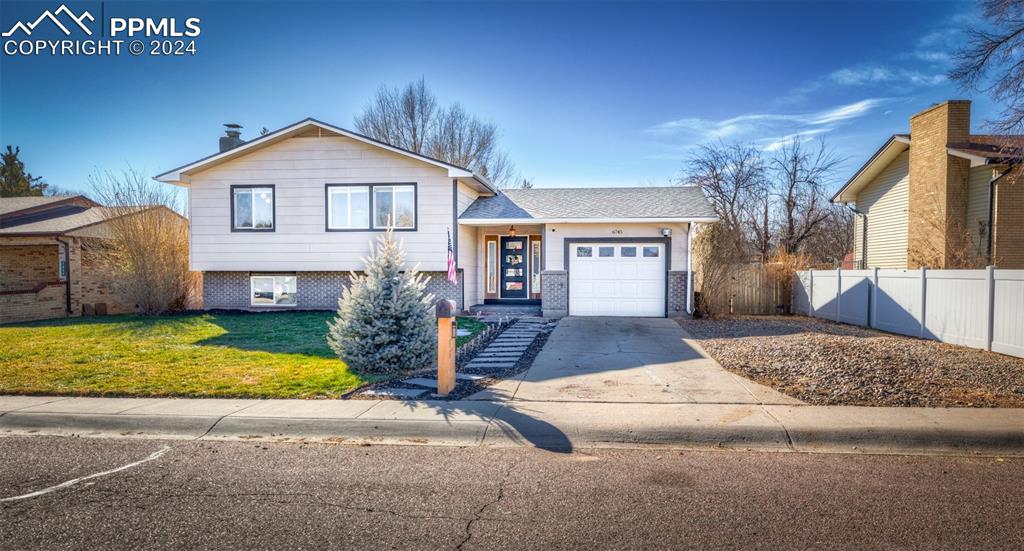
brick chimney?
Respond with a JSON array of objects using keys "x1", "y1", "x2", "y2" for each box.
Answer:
[
  {"x1": 907, "y1": 100, "x2": 972, "y2": 268},
  {"x1": 219, "y1": 123, "x2": 244, "y2": 152}
]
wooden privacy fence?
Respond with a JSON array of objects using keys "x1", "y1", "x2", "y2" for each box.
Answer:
[
  {"x1": 793, "y1": 268, "x2": 1024, "y2": 359},
  {"x1": 720, "y1": 263, "x2": 790, "y2": 315}
]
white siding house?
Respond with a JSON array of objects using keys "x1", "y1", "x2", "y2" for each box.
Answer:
[{"x1": 157, "y1": 118, "x2": 717, "y2": 317}]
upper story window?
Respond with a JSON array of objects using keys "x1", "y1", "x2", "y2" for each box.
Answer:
[
  {"x1": 232, "y1": 185, "x2": 274, "y2": 231},
  {"x1": 325, "y1": 183, "x2": 416, "y2": 231},
  {"x1": 327, "y1": 186, "x2": 370, "y2": 230},
  {"x1": 374, "y1": 185, "x2": 416, "y2": 229}
]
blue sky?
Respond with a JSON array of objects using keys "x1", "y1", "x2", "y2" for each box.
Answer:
[{"x1": 0, "y1": 1, "x2": 992, "y2": 196}]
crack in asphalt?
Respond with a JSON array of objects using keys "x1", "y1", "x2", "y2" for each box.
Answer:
[{"x1": 456, "y1": 459, "x2": 516, "y2": 550}]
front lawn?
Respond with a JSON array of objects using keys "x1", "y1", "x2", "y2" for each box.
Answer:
[{"x1": 0, "y1": 312, "x2": 488, "y2": 399}]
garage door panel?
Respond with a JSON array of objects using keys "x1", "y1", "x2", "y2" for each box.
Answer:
[{"x1": 569, "y1": 242, "x2": 666, "y2": 317}]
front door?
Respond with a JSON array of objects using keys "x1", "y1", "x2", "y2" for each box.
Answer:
[{"x1": 499, "y1": 236, "x2": 528, "y2": 299}]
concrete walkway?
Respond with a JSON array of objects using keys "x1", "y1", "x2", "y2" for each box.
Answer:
[
  {"x1": 478, "y1": 317, "x2": 801, "y2": 405},
  {"x1": 2, "y1": 395, "x2": 1023, "y2": 456}
]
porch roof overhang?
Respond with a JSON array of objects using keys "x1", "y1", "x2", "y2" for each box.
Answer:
[{"x1": 459, "y1": 216, "x2": 719, "y2": 225}]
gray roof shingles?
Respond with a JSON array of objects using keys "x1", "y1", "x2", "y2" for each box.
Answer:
[{"x1": 459, "y1": 186, "x2": 716, "y2": 220}]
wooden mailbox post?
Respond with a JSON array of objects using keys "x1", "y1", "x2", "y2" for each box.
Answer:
[{"x1": 435, "y1": 299, "x2": 457, "y2": 396}]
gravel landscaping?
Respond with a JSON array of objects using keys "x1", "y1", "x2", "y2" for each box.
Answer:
[{"x1": 677, "y1": 315, "x2": 1024, "y2": 408}]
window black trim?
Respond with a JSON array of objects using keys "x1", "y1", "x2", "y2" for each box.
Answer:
[
  {"x1": 230, "y1": 184, "x2": 276, "y2": 232},
  {"x1": 324, "y1": 182, "x2": 418, "y2": 232}
]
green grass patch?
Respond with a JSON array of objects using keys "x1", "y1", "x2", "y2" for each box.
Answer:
[
  {"x1": 0, "y1": 311, "x2": 489, "y2": 399},
  {"x1": 456, "y1": 316, "x2": 488, "y2": 347}
]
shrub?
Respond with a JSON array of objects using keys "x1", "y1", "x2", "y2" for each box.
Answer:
[
  {"x1": 92, "y1": 168, "x2": 199, "y2": 315},
  {"x1": 327, "y1": 228, "x2": 436, "y2": 376}
]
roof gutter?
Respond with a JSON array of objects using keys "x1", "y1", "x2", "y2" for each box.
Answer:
[{"x1": 458, "y1": 216, "x2": 720, "y2": 225}]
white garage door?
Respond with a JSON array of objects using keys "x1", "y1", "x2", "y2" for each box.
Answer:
[{"x1": 568, "y1": 243, "x2": 666, "y2": 317}]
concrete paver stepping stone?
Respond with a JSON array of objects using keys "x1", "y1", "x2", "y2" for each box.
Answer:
[
  {"x1": 470, "y1": 356, "x2": 520, "y2": 363},
  {"x1": 456, "y1": 373, "x2": 487, "y2": 381},
  {"x1": 401, "y1": 377, "x2": 440, "y2": 388},
  {"x1": 466, "y1": 361, "x2": 516, "y2": 370},
  {"x1": 361, "y1": 387, "x2": 428, "y2": 399}
]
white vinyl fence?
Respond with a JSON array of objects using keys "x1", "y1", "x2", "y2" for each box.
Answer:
[{"x1": 793, "y1": 268, "x2": 1024, "y2": 359}]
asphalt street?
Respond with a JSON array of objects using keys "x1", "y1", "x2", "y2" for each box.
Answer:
[{"x1": 1, "y1": 436, "x2": 1022, "y2": 550}]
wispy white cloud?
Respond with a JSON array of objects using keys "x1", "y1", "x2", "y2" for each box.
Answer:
[
  {"x1": 760, "y1": 127, "x2": 831, "y2": 152},
  {"x1": 647, "y1": 99, "x2": 883, "y2": 144},
  {"x1": 829, "y1": 66, "x2": 947, "y2": 87}
]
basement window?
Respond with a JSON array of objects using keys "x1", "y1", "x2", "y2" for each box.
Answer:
[{"x1": 251, "y1": 275, "x2": 297, "y2": 306}]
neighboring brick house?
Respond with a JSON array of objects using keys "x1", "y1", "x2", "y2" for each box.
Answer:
[
  {"x1": 832, "y1": 100, "x2": 1024, "y2": 269},
  {"x1": 0, "y1": 196, "x2": 177, "y2": 324}
]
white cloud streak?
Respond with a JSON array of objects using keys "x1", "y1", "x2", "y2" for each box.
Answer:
[{"x1": 647, "y1": 98, "x2": 883, "y2": 151}]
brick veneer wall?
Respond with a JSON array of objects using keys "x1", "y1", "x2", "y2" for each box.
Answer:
[
  {"x1": 0, "y1": 285, "x2": 67, "y2": 324},
  {"x1": 0, "y1": 245, "x2": 60, "y2": 291},
  {"x1": 79, "y1": 239, "x2": 136, "y2": 315},
  {"x1": 907, "y1": 100, "x2": 971, "y2": 268},
  {"x1": 667, "y1": 271, "x2": 689, "y2": 316},
  {"x1": 203, "y1": 271, "x2": 464, "y2": 311},
  {"x1": 541, "y1": 270, "x2": 568, "y2": 318}
]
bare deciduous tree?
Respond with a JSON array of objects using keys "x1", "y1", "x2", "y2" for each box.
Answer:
[
  {"x1": 770, "y1": 139, "x2": 844, "y2": 255},
  {"x1": 354, "y1": 78, "x2": 515, "y2": 187},
  {"x1": 952, "y1": 0, "x2": 1024, "y2": 133},
  {"x1": 682, "y1": 142, "x2": 768, "y2": 243},
  {"x1": 92, "y1": 169, "x2": 199, "y2": 315},
  {"x1": 801, "y1": 207, "x2": 855, "y2": 266}
]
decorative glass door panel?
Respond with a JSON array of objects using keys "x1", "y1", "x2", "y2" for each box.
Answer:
[{"x1": 499, "y1": 236, "x2": 528, "y2": 298}]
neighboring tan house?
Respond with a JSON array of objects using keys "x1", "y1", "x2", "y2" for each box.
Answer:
[
  {"x1": 832, "y1": 100, "x2": 1024, "y2": 269},
  {"x1": 156, "y1": 119, "x2": 717, "y2": 318},
  {"x1": 0, "y1": 196, "x2": 185, "y2": 324}
]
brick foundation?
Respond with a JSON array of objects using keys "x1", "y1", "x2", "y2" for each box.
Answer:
[
  {"x1": 541, "y1": 270, "x2": 568, "y2": 318},
  {"x1": 667, "y1": 271, "x2": 689, "y2": 316},
  {"x1": 203, "y1": 270, "x2": 464, "y2": 311}
]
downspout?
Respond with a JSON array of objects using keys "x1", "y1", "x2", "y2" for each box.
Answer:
[
  {"x1": 845, "y1": 205, "x2": 867, "y2": 269},
  {"x1": 686, "y1": 223, "x2": 694, "y2": 315},
  {"x1": 54, "y1": 237, "x2": 72, "y2": 314},
  {"x1": 987, "y1": 167, "x2": 1011, "y2": 265}
]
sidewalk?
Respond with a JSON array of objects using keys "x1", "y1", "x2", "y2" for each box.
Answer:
[{"x1": 2, "y1": 395, "x2": 1023, "y2": 456}]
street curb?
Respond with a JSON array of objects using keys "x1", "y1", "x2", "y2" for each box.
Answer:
[
  {"x1": 0, "y1": 412, "x2": 219, "y2": 440},
  {"x1": 3, "y1": 406, "x2": 1023, "y2": 456},
  {"x1": 205, "y1": 416, "x2": 490, "y2": 447}
]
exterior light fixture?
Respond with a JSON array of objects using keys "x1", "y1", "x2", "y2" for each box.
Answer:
[{"x1": 508, "y1": 225, "x2": 517, "y2": 237}]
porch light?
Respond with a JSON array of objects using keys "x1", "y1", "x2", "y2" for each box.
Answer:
[{"x1": 508, "y1": 225, "x2": 517, "y2": 237}]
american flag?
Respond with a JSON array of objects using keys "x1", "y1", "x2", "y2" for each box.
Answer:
[{"x1": 446, "y1": 229, "x2": 457, "y2": 285}]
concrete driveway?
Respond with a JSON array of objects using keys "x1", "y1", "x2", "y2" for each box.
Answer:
[{"x1": 505, "y1": 317, "x2": 800, "y2": 404}]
